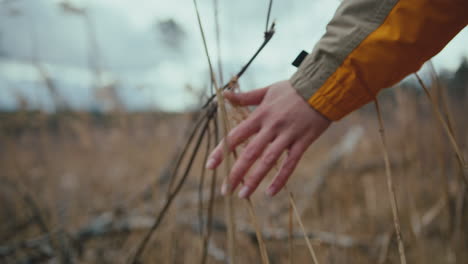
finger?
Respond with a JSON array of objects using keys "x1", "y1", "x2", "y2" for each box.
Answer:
[
  {"x1": 266, "y1": 140, "x2": 306, "y2": 197},
  {"x1": 206, "y1": 115, "x2": 261, "y2": 170},
  {"x1": 237, "y1": 136, "x2": 291, "y2": 199},
  {"x1": 223, "y1": 129, "x2": 275, "y2": 195},
  {"x1": 223, "y1": 87, "x2": 269, "y2": 106}
]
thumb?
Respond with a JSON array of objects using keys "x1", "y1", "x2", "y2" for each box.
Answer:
[{"x1": 223, "y1": 87, "x2": 269, "y2": 106}]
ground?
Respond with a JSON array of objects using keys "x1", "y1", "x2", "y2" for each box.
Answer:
[{"x1": 0, "y1": 88, "x2": 467, "y2": 263}]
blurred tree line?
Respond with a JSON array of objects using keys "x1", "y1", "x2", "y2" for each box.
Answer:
[
  {"x1": 379, "y1": 58, "x2": 468, "y2": 103},
  {"x1": 441, "y1": 57, "x2": 468, "y2": 99}
]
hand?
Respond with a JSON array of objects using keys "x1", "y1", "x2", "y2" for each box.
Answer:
[{"x1": 206, "y1": 80, "x2": 331, "y2": 198}]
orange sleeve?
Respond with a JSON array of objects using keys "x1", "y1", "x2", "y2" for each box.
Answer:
[{"x1": 291, "y1": 0, "x2": 468, "y2": 121}]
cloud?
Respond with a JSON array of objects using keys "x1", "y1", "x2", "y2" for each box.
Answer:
[{"x1": 0, "y1": 0, "x2": 467, "y2": 111}]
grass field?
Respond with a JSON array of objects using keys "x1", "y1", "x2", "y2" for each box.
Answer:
[{"x1": 1, "y1": 85, "x2": 467, "y2": 263}]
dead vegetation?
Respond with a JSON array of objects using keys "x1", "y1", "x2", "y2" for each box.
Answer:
[
  {"x1": 1, "y1": 79, "x2": 467, "y2": 263},
  {"x1": 1, "y1": 0, "x2": 467, "y2": 264}
]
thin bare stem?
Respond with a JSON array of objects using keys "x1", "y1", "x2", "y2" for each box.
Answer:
[
  {"x1": 213, "y1": 0, "x2": 224, "y2": 86},
  {"x1": 374, "y1": 99, "x2": 407, "y2": 264},
  {"x1": 167, "y1": 110, "x2": 210, "y2": 196},
  {"x1": 192, "y1": 1, "x2": 237, "y2": 262},
  {"x1": 220, "y1": 103, "x2": 237, "y2": 264},
  {"x1": 237, "y1": 22, "x2": 275, "y2": 79},
  {"x1": 424, "y1": 64, "x2": 466, "y2": 256},
  {"x1": 265, "y1": 0, "x2": 273, "y2": 33},
  {"x1": 226, "y1": 109, "x2": 308, "y2": 264},
  {"x1": 0, "y1": 132, "x2": 67, "y2": 261},
  {"x1": 198, "y1": 120, "x2": 212, "y2": 235},
  {"x1": 287, "y1": 189, "x2": 320, "y2": 264},
  {"x1": 84, "y1": 13, "x2": 102, "y2": 82},
  {"x1": 200, "y1": 119, "x2": 219, "y2": 264},
  {"x1": 128, "y1": 110, "x2": 215, "y2": 264},
  {"x1": 414, "y1": 73, "x2": 468, "y2": 185},
  {"x1": 227, "y1": 109, "x2": 270, "y2": 264},
  {"x1": 265, "y1": 157, "x2": 315, "y2": 263},
  {"x1": 288, "y1": 201, "x2": 294, "y2": 264},
  {"x1": 202, "y1": 23, "x2": 276, "y2": 109},
  {"x1": 221, "y1": 117, "x2": 236, "y2": 264},
  {"x1": 245, "y1": 198, "x2": 270, "y2": 264}
]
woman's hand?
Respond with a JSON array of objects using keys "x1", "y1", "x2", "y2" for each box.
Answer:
[{"x1": 206, "y1": 80, "x2": 331, "y2": 198}]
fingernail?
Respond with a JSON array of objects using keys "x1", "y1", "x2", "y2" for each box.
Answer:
[
  {"x1": 266, "y1": 186, "x2": 275, "y2": 197},
  {"x1": 206, "y1": 158, "x2": 216, "y2": 169},
  {"x1": 238, "y1": 186, "x2": 250, "y2": 199},
  {"x1": 221, "y1": 183, "x2": 228, "y2": 196}
]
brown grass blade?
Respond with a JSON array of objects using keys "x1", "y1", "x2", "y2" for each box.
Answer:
[
  {"x1": 128, "y1": 111, "x2": 214, "y2": 264},
  {"x1": 213, "y1": 0, "x2": 224, "y2": 86},
  {"x1": 245, "y1": 199, "x2": 270, "y2": 264},
  {"x1": 265, "y1": 0, "x2": 274, "y2": 33},
  {"x1": 288, "y1": 201, "x2": 294, "y2": 264},
  {"x1": 167, "y1": 110, "x2": 210, "y2": 196},
  {"x1": 228, "y1": 104, "x2": 315, "y2": 264},
  {"x1": 374, "y1": 99, "x2": 407, "y2": 264},
  {"x1": 198, "y1": 120, "x2": 212, "y2": 236},
  {"x1": 286, "y1": 188, "x2": 320, "y2": 264},
  {"x1": 192, "y1": 1, "x2": 237, "y2": 262},
  {"x1": 414, "y1": 73, "x2": 467, "y2": 185},
  {"x1": 200, "y1": 119, "x2": 219, "y2": 264}
]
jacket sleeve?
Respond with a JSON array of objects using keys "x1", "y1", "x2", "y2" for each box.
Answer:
[{"x1": 290, "y1": 0, "x2": 468, "y2": 121}]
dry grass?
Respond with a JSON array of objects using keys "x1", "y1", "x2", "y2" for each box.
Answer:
[
  {"x1": 1, "y1": 85, "x2": 467, "y2": 263},
  {"x1": 1, "y1": 1, "x2": 467, "y2": 263}
]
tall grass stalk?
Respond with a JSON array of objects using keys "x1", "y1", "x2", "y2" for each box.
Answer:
[
  {"x1": 286, "y1": 188, "x2": 320, "y2": 264},
  {"x1": 414, "y1": 73, "x2": 467, "y2": 184},
  {"x1": 245, "y1": 198, "x2": 270, "y2": 264},
  {"x1": 213, "y1": 0, "x2": 223, "y2": 86},
  {"x1": 200, "y1": 120, "x2": 219, "y2": 264},
  {"x1": 228, "y1": 105, "x2": 319, "y2": 263},
  {"x1": 0, "y1": 132, "x2": 68, "y2": 262},
  {"x1": 288, "y1": 202, "x2": 294, "y2": 264},
  {"x1": 228, "y1": 108, "x2": 272, "y2": 264},
  {"x1": 198, "y1": 122, "x2": 212, "y2": 236},
  {"x1": 415, "y1": 72, "x2": 467, "y2": 261},
  {"x1": 265, "y1": 0, "x2": 273, "y2": 33},
  {"x1": 227, "y1": 101, "x2": 319, "y2": 263},
  {"x1": 128, "y1": 115, "x2": 212, "y2": 264},
  {"x1": 193, "y1": 1, "x2": 276, "y2": 260},
  {"x1": 374, "y1": 99, "x2": 407, "y2": 264},
  {"x1": 192, "y1": 0, "x2": 237, "y2": 261},
  {"x1": 166, "y1": 112, "x2": 211, "y2": 196}
]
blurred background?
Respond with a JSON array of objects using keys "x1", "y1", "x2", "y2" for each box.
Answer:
[
  {"x1": 0, "y1": 0, "x2": 467, "y2": 263},
  {"x1": 1, "y1": 0, "x2": 467, "y2": 112}
]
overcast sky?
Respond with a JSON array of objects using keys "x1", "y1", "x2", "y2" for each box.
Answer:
[{"x1": 0, "y1": 0, "x2": 467, "y2": 111}]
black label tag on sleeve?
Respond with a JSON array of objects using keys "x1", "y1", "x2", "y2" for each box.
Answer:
[{"x1": 292, "y1": 50, "x2": 309, "y2": 68}]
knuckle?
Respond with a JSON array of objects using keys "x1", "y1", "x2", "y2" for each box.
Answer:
[
  {"x1": 262, "y1": 151, "x2": 277, "y2": 167},
  {"x1": 269, "y1": 181, "x2": 282, "y2": 191},
  {"x1": 228, "y1": 128, "x2": 241, "y2": 144},
  {"x1": 244, "y1": 176, "x2": 261, "y2": 189},
  {"x1": 273, "y1": 173, "x2": 289, "y2": 190},
  {"x1": 271, "y1": 119, "x2": 286, "y2": 130},
  {"x1": 254, "y1": 108, "x2": 268, "y2": 120},
  {"x1": 213, "y1": 147, "x2": 223, "y2": 159},
  {"x1": 242, "y1": 147, "x2": 259, "y2": 162},
  {"x1": 229, "y1": 169, "x2": 243, "y2": 183},
  {"x1": 283, "y1": 158, "x2": 297, "y2": 171},
  {"x1": 230, "y1": 163, "x2": 248, "y2": 182},
  {"x1": 276, "y1": 171, "x2": 288, "y2": 182},
  {"x1": 227, "y1": 136, "x2": 238, "y2": 149},
  {"x1": 228, "y1": 132, "x2": 245, "y2": 150}
]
